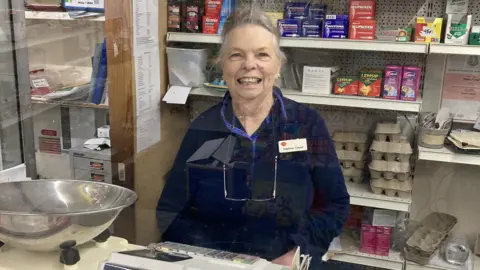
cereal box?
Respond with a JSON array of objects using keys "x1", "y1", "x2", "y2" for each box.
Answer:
[
  {"x1": 383, "y1": 65, "x2": 403, "y2": 99},
  {"x1": 400, "y1": 66, "x2": 421, "y2": 101},
  {"x1": 359, "y1": 69, "x2": 382, "y2": 97},
  {"x1": 415, "y1": 17, "x2": 443, "y2": 43},
  {"x1": 334, "y1": 76, "x2": 359, "y2": 95}
]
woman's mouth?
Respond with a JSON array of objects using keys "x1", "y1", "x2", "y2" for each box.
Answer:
[{"x1": 237, "y1": 77, "x2": 263, "y2": 85}]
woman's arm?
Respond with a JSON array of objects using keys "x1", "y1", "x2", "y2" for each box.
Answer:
[{"x1": 290, "y1": 115, "x2": 350, "y2": 257}]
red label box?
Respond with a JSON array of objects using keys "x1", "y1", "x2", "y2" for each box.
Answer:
[
  {"x1": 350, "y1": 0, "x2": 376, "y2": 20},
  {"x1": 349, "y1": 19, "x2": 376, "y2": 40},
  {"x1": 202, "y1": 16, "x2": 220, "y2": 34}
]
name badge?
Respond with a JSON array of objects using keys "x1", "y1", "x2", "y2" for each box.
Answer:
[{"x1": 278, "y1": 138, "x2": 308, "y2": 153}]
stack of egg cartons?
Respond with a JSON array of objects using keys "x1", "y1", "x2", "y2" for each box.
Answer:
[
  {"x1": 333, "y1": 132, "x2": 369, "y2": 184},
  {"x1": 368, "y1": 122, "x2": 413, "y2": 198}
]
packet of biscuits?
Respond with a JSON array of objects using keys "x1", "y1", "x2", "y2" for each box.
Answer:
[{"x1": 359, "y1": 68, "x2": 383, "y2": 97}]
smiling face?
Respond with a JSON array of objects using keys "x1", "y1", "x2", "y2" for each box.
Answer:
[{"x1": 221, "y1": 24, "x2": 282, "y2": 102}]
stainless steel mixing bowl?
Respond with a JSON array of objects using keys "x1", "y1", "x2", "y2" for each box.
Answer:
[{"x1": 0, "y1": 179, "x2": 137, "y2": 251}]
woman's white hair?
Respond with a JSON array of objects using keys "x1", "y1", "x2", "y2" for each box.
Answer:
[{"x1": 218, "y1": 8, "x2": 286, "y2": 64}]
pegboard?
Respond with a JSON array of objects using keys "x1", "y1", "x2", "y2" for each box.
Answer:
[{"x1": 430, "y1": 0, "x2": 480, "y2": 23}]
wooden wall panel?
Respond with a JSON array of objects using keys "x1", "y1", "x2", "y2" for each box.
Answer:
[
  {"x1": 133, "y1": 0, "x2": 190, "y2": 245},
  {"x1": 105, "y1": 0, "x2": 190, "y2": 246},
  {"x1": 105, "y1": 0, "x2": 136, "y2": 243}
]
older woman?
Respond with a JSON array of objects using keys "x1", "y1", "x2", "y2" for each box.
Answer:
[{"x1": 157, "y1": 8, "x2": 350, "y2": 267}]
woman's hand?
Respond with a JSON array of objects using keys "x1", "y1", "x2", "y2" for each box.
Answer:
[{"x1": 271, "y1": 248, "x2": 296, "y2": 266}]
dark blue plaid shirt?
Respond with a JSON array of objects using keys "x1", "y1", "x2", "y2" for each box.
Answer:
[{"x1": 156, "y1": 87, "x2": 350, "y2": 266}]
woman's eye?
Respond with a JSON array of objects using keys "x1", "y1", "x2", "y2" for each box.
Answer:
[
  {"x1": 257, "y1": 52, "x2": 270, "y2": 58},
  {"x1": 230, "y1": 53, "x2": 242, "y2": 59}
]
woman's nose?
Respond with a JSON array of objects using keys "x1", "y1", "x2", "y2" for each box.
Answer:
[{"x1": 242, "y1": 55, "x2": 257, "y2": 70}]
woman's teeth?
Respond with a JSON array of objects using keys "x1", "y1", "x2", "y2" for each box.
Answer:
[{"x1": 237, "y1": 77, "x2": 262, "y2": 85}]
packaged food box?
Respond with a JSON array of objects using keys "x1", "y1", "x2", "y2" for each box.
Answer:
[
  {"x1": 445, "y1": 14, "x2": 472, "y2": 45},
  {"x1": 359, "y1": 69, "x2": 382, "y2": 97},
  {"x1": 360, "y1": 223, "x2": 377, "y2": 255},
  {"x1": 323, "y1": 14, "x2": 349, "y2": 38},
  {"x1": 62, "y1": 0, "x2": 104, "y2": 12},
  {"x1": 301, "y1": 19, "x2": 323, "y2": 37},
  {"x1": 168, "y1": 0, "x2": 182, "y2": 31},
  {"x1": 205, "y1": 0, "x2": 223, "y2": 16},
  {"x1": 183, "y1": 2, "x2": 201, "y2": 33},
  {"x1": 349, "y1": 19, "x2": 376, "y2": 40},
  {"x1": 415, "y1": 17, "x2": 443, "y2": 43},
  {"x1": 469, "y1": 26, "x2": 480, "y2": 45},
  {"x1": 377, "y1": 27, "x2": 413, "y2": 42},
  {"x1": 349, "y1": 0, "x2": 376, "y2": 20},
  {"x1": 278, "y1": 19, "x2": 301, "y2": 37},
  {"x1": 383, "y1": 65, "x2": 403, "y2": 99},
  {"x1": 370, "y1": 177, "x2": 413, "y2": 198},
  {"x1": 203, "y1": 16, "x2": 220, "y2": 34},
  {"x1": 333, "y1": 76, "x2": 359, "y2": 95},
  {"x1": 345, "y1": 205, "x2": 365, "y2": 229},
  {"x1": 400, "y1": 66, "x2": 421, "y2": 101},
  {"x1": 308, "y1": 3, "x2": 327, "y2": 20},
  {"x1": 284, "y1": 2, "x2": 309, "y2": 20},
  {"x1": 376, "y1": 227, "x2": 393, "y2": 256}
]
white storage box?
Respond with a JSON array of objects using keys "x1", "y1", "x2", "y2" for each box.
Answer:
[
  {"x1": 368, "y1": 209, "x2": 398, "y2": 227},
  {"x1": 167, "y1": 47, "x2": 209, "y2": 87},
  {"x1": 302, "y1": 66, "x2": 341, "y2": 94}
]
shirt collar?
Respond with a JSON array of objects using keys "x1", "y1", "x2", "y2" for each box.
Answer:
[{"x1": 220, "y1": 87, "x2": 287, "y2": 139}]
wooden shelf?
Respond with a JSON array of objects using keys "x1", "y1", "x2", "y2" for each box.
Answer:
[{"x1": 31, "y1": 99, "x2": 109, "y2": 109}]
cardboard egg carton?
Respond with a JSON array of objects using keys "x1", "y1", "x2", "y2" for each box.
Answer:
[
  {"x1": 370, "y1": 177, "x2": 412, "y2": 198},
  {"x1": 405, "y1": 212, "x2": 457, "y2": 264},
  {"x1": 336, "y1": 150, "x2": 366, "y2": 168},
  {"x1": 370, "y1": 141, "x2": 413, "y2": 162},
  {"x1": 369, "y1": 160, "x2": 411, "y2": 180},
  {"x1": 333, "y1": 132, "x2": 369, "y2": 152},
  {"x1": 374, "y1": 122, "x2": 404, "y2": 142},
  {"x1": 341, "y1": 167, "x2": 364, "y2": 184},
  {"x1": 406, "y1": 227, "x2": 445, "y2": 255}
]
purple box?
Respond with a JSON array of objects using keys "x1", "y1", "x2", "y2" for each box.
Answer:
[
  {"x1": 323, "y1": 14, "x2": 349, "y2": 38},
  {"x1": 383, "y1": 65, "x2": 403, "y2": 100},
  {"x1": 278, "y1": 19, "x2": 301, "y2": 37},
  {"x1": 285, "y1": 3, "x2": 309, "y2": 20},
  {"x1": 308, "y1": 4, "x2": 327, "y2": 20},
  {"x1": 400, "y1": 66, "x2": 421, "y2": 101},
  {"x1": 302, "y1": 19, "x2": 323, "y2": 37}
]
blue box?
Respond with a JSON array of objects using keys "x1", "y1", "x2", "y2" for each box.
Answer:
[
  {"x1": 278, "y1": 19, "x2": 301, "y2": 37},
  {"x1": 309, "y1": 4, "x2": 327, "y2": 20},
  {"x1": 302, "y1": 19, "x2": 323, "y2": 37},
  {"x1": 62, "y1": 0, "x2": 104, "y2": 13},
  {"x1": 284, "y1": 3, "x2": 309, "y2": 20},
  {"x1": 323, "y1": 15, "x2": 348, "y2": 38}
]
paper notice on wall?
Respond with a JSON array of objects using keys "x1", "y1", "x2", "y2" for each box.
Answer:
[
  {"x1": 441, "y1": 55, "x2": 480, "y2": 122},
  {"x1": 133, "y1": 0, "x2": 161, "y2": 153}
]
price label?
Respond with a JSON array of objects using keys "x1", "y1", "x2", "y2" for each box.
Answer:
[{"x1": 31, "y1": 78, "x2": 49, "y2": 88}]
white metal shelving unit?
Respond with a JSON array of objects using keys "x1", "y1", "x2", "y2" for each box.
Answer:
[
  {"x1": 167, "y1": 32, "x2": 429, "y2": 53},
  {"x1": 190, "y1": 87, "x2": 422, "y2": 113},
  {"x1": 25, "y1": 11, "x2": 105, "y2": 21},
  {"x1": 418, "y1": 146, "x2": 480, "y2": 166},
  {"x1": 429, "y1": 44, "x2": 480, "y2": 55},
  {"x1": 326, "y1": 234, "x2": 405, "y2": 270},
  {"x1": 347, "y1": 182, "x2": 411, "y2": 212}
]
